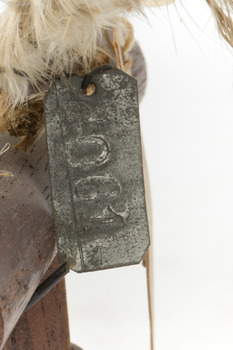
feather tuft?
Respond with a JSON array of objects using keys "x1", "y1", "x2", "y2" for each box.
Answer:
[
  {"x1": 0, "y1": 0, "x2": 145, "y2": 104},
  {"x1": 206, "y1": 0, "x2": 233, "y2": 48}
]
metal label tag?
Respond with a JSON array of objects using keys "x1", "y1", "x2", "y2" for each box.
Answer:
[{"x1": 44, "y1": 67, "x2": 149, "y2": 273}]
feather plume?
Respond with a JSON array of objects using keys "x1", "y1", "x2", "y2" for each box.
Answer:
[
  {"x1": 206, "y1": 0, "x2": 233, "y2": 48},
  {"x1": 0, "y1": 0, "x2": 145, "y2": 105},
  {"x1": 0, "y1": 0, "x2": 174, "y2": 141}
]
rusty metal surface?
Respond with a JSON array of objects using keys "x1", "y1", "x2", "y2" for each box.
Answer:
[{"x1": 44, "y1": 67, "x2": 149, "y2": 273}]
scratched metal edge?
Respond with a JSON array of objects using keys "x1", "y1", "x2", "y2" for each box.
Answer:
[
  {"x1": 132, "y1": 72, "x2": 151, "y2": 261},
  {"x1": 127, "y1": 72, "x2": 151, "y2": 263},
  {"x1": 44, "y1": 82, "x2": 83, "y2": 271}
]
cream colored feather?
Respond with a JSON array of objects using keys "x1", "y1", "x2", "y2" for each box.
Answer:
[
  {"x1": 0, "y1": 0, "x2": 140, "y2": 104},
  {"x1": 0, "y1": 0, "x2": 176, "y2": 105},
  {"x1": 206, "y1": 0, "x2": 233, "y2": 48},
  {"x1": 0, "y1": 0, "x2": 176, "y2": 140},
  {"x1": 0, "y1": 0, "x2": 232, "y2": 116}
]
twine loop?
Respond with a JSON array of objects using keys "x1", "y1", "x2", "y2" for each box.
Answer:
[{"x1": 0, "y1": 143, "x2": 13, "y2": 177}]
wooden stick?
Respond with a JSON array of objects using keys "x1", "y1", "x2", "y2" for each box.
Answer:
[
  {"x1": 0, "y1": 133, "x2": 56, "y2": 349},
  {"x1": 3, "y1": 256, "x2": 71, "y2": 350}
]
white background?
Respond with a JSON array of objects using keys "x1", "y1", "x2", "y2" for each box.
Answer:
[{"x1": 66, "y1": 1, "x2": 233, "y2": 349}]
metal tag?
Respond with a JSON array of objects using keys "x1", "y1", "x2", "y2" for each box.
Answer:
[{"x1": 44, "y1": 67, "x2": 149, "y2": 273}]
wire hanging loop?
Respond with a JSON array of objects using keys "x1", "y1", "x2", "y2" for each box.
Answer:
[
  {"x1": 81, "y1": 65, "x2": 112, "y2": 91},
  {"x1": 0, "y1": 142, "x2": 13, "y2": 177},
  {"x1": 0, "y1": 142, "x2": 10, "y2": 156}
]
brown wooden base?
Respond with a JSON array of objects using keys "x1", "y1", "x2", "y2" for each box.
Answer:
[{"x1": 3, "y1": 257, "x2": 72, "y2": 350}]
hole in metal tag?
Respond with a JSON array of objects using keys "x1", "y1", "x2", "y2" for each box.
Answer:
[{"x1": 44, "y1": 66, "x2": 150, "y2": 273}]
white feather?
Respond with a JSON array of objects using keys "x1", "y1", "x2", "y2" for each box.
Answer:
[{"x1": 0, "y1": 0, "x2": 146, "y2": 104}]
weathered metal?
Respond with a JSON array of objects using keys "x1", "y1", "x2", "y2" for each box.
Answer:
[{"x1": 44, "y1": 67, "x2": 149, "y2": 273}]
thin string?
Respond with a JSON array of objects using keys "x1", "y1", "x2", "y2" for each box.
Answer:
[
  {"x1": 0, "y1": 142, "x2": 10, "y2": 155},
  {"x1": 145, "y1": 249, "x2": 154, "y2": 350},
  {"x1": 81, "y1": 65, "x2": 112, "y2": 90},
  {"x1": 0, "y1": 143, "x2": 13, "y2": 177}
]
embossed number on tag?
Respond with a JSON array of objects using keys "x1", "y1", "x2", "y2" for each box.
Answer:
[{"x1": 44, "y1": 67, "x2": 149, "y2": 273}]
